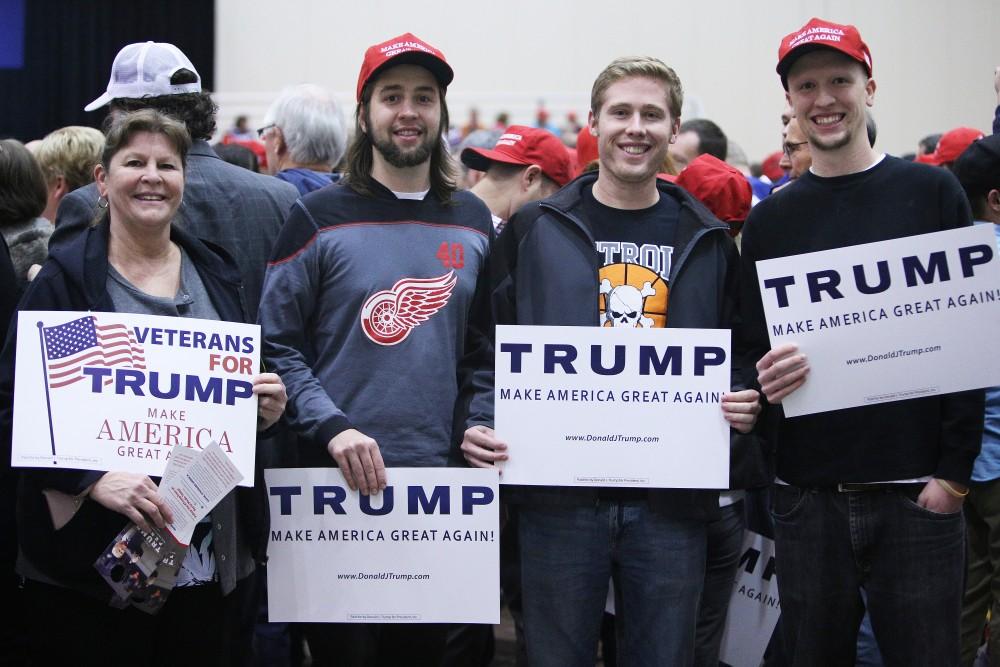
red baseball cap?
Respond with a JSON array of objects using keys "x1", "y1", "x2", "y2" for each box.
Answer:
[
  {"x1": 676, "y1": 154, "x2": 752, "y2": 223},
  {"x1": 761, "y1": 150, "x2": 785, "y2": 182},
  {"x1": 461, "y1": 125, "x2": 574, "y2": 187},
  {"x1": 925, "y1": 127, "x2": 985, "y2": 166},
  {"x1": 356, "y1": 32, "x2": 453, "y2": 102},
  {"x1": 574, "y1": 126, "x2": 599, "y2": 176},
  {"x1": 776, "y1": 18, "x2": 872, "y2": 90}
]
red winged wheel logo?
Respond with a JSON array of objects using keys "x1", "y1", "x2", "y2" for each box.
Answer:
[{"x1": 360, "y1": 271, "x2": 457, "y2": 346}]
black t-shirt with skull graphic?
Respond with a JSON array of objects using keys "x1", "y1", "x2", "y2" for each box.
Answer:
[
  {"x1": 579, "y1": 183, "x2": 679, "y2": 501},
  {"x1": 580, "y1": 184, "x2": 679, "y2": 329}
]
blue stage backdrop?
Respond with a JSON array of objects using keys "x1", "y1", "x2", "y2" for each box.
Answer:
[
  {"x1": 0, "y1": 0, "x2": 25, "y2": 69},
  {"x1": 0, "y1": 0, "x2": 214, "y2": 141}
]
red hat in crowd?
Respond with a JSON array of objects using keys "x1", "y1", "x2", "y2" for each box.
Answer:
[
  {"x1": 776, "y1": 17, "x2": 872, "y2": 90},
  {"x1": 356, "y1": 32, "x2": 453, "y2": 102},
  {"x1": 461, "y1": 125, "x2": 574, "y2": 187},
  {"x1": 564, "y1": 146, "x2": 578, "y2": 173},
  {"x1": 676, "y1": 154, "x2": 752, "y2": 224},
  {"x1": 925, "y1": 127, "x2": 985, "y2": 166},
  {"x1": 574, "y1": 126, "x2": 599, "y2": 176},
  {"x1": 761, "y1": 150, "x2": 785, "y2": 182}
]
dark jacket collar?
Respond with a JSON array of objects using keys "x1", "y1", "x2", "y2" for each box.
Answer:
[
  {"x1": 542, "y1": 171, "x2": 727, "y2": 234},
  {"x1": 536, "y1": 171, "x2": 729, "y2": 284},
  {"x1": 47, "y1": 219, "x2": 243, "y2": 311}
]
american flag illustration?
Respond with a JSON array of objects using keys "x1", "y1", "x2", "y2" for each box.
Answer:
[{"x1": 41, "y1": 316, "x2": 146, "y2": 389}]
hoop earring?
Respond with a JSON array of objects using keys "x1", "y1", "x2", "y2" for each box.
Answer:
[{"x1": 97, "y1": 195, "x2": 109, "y2": 209}]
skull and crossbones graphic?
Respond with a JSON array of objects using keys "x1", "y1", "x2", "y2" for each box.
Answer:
[{"x1": 600, "y1": 278, "x2": 656, "y2": 328}]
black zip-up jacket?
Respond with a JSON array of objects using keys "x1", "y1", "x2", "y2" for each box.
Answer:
[
  {"x1": 483, "y1": 172, "x2": 767, "y2": 521},
  {"x1": 0, "y1": 220, "x2": 270, "y2": 600}
]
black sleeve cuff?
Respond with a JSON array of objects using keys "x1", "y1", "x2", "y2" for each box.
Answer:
[{"x1": 315, "y1": 414, "x2": 355, "y2": 450}]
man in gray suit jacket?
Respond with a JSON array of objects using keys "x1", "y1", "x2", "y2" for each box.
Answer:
[{"x1": 49, "y1": 41, "x2": 298, "y2": 320}]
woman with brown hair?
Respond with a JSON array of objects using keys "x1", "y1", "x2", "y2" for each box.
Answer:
[{"x1": 0, "y1": 109, "x2": 286, "y2": 664}]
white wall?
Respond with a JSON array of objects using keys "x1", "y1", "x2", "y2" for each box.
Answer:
[{"x1": 215, "y1": 0, "x2": 1000, "y2": 163}]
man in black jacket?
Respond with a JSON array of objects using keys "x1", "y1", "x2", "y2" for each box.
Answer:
[{"x1": 462, "y1": 55, "x2": 760, "y2": 667}]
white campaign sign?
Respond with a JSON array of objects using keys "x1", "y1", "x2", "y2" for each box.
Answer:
[
  {"x1": 719, "y1": 531, "x2": 780, "y2": 667},
  {"x1": 495, "y1": 325, "x2": 730, "y2": 488},
  {"x1": 12, "y1": 311, "x2": 260, "y2": 485},
  {"x1": 266, "y1": 467, "x2": 500, "y2": 624},
  {"x1": 756, "y1": 225, "x2": 1000, "y2": 417}
]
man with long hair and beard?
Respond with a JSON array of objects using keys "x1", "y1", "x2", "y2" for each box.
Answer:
[{"x1": 257, "y1": 33, "x2": 494, "y2": 666}]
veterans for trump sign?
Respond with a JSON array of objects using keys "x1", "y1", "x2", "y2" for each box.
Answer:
[
  {"x1": 11, "y1": 311, "x2": 260, "y2": 485},
  {"x1": 265, "y1": 468, "x2": 500, "y2": 624},
  {"x1": 494, "y1": 325, "x2": 731, "y2": 489},
  {"x1": 756, "y1": 225, "x2": 1000, "y2": 417}
]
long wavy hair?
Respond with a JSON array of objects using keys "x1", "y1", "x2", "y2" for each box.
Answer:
[{"x1": 343, "y1": 79, "x2": 457, "y2": 203}]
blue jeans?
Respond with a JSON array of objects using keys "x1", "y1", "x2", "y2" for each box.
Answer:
[
  {"x1": 518, "y1": 502, "x2": 706, "y2": 667},
  {"x1": 770, "y1": 485, "x2": 964, "y2": 667},
  {"x1": 694, "y1": 500, "x2": 745, "y2": 667},
  {"x1": 856, "y1": 601, "x2": 885, "y2": 667}
]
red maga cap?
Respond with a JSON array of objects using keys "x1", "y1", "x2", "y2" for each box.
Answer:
[
  {"x1": 574, "y1": 126, "x2": 599, "y2": 176},
  {"x1": 676, "y1": 154, "x2": 752, "y2": 223},
  {"x1": 776, "y1": 18, "x2": 872, "y2": 89},
  {"x1": 761, "y1": 150, "x2": 785, "y2": 182},
  {"x1": 356, "y1": 32, "x2": 453, "y2": 102},
  {"x1": 925, "y1": 127, "x2": 985, "y2": 166},
  {"x1": 461, "y1": 125, "x2": 575, "y2": 187}
]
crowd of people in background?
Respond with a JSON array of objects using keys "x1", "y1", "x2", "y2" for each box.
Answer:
[{"x1": 1, "y1": 16, "x2": 1000, "y2": 667}]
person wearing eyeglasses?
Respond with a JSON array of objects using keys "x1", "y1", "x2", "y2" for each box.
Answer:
[
  {"x1": 258, "y1": 84, "x2": 348, "y2": 195},
  {"x1": 782, "y1": 116, "x2": 812, "y2": 181},
  {"x1": 771, "y1": 115, "x2": 811, "y2": 194}
]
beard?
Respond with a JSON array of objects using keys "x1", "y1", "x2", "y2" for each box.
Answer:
[
  {"x1": 808, "y1": 131, "x2": 852, "y2": 152},
  {"x1": 371, "y1": 127, "x2": 438, "y2": 168},
  {"x1": 805, "y1": 117, "x2": 857, "y2": 153}
]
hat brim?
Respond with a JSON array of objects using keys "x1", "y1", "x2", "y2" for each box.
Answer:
[
  {"x1": 84, "y1": 91, "x2": 113, "y2": 112},
  {"x1": 460, "y1": 146, "x2": 528, "y2": 172}
]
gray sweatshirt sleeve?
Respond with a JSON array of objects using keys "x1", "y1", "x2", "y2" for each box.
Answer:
[{"x1": 258, "y1": 201, "x2": 354, "y2": 450}]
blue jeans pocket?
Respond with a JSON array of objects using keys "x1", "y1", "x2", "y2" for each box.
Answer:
[
  {"x1": 769, "y1": 485, "x2": 809, "y2": 521},
  {"x1": 898, "y1": 488, "x2": 963, "y2": 519}
]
